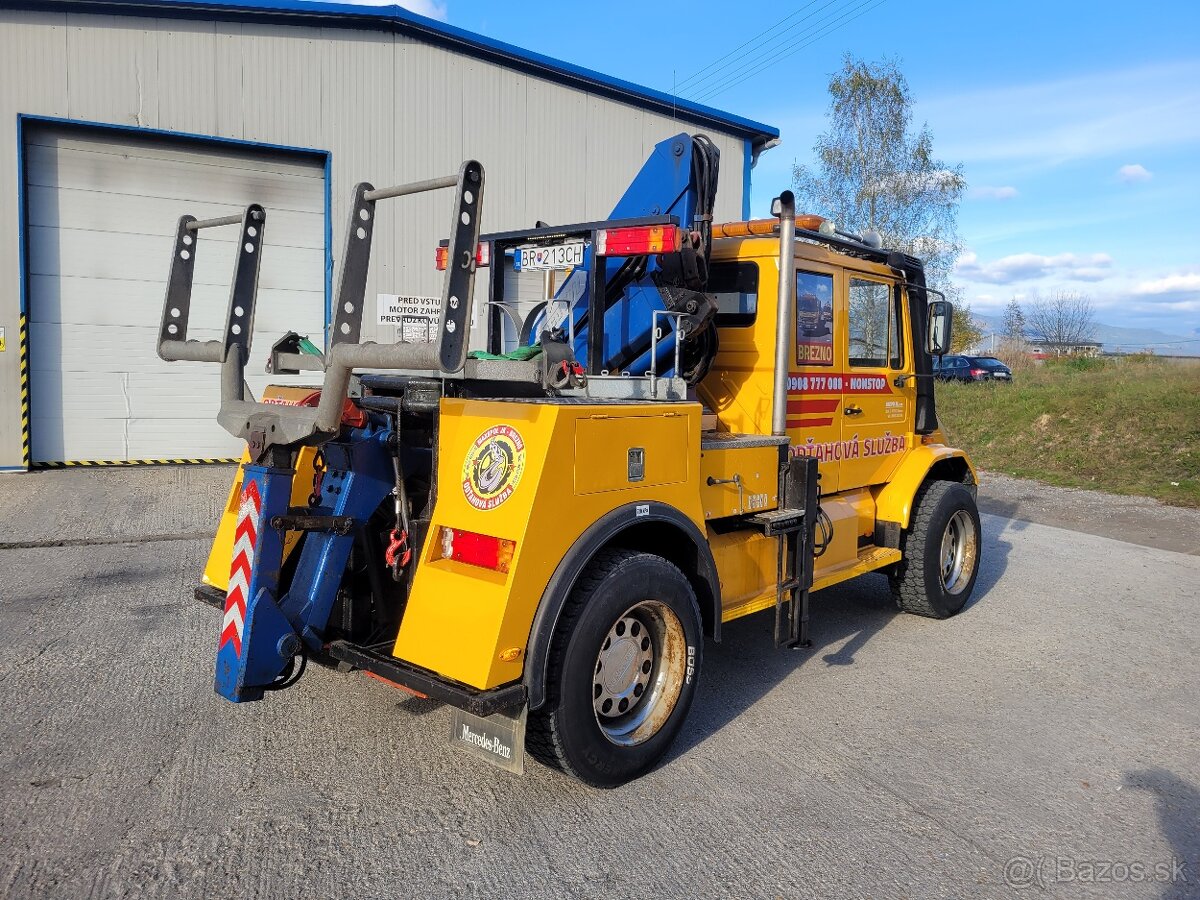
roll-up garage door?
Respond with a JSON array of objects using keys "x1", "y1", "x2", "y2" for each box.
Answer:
[{"x1": 24, "y1": 123, "x2": 326, "y2": 464}]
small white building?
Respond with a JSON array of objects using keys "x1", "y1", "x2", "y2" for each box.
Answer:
[{"x1": 0, "y1": 0, "x2": 777, "y2": 468}]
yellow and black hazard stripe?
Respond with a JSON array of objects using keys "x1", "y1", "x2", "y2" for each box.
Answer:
[
  {"x1": 19, "y1": 314, "x2": 30, "y2": 469},
  {"x1": 19, "y1": 313, "x2": 239, "y2": 471},
  {"x1": 35, "y1": 458, "x2": 239, "y2": 468}
]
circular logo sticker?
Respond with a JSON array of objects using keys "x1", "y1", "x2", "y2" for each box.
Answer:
[{"x1": 462, "y1": 425, "x2": 526, "y2": 510}]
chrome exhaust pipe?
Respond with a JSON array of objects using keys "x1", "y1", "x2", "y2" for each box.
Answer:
[{"x1": 771, "y1": 191, "x2": 796, "y2": 437}]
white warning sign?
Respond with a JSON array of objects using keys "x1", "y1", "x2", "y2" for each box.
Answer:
[{"x1": 377, "y1": 294, "x2": 440, "y2": 343}]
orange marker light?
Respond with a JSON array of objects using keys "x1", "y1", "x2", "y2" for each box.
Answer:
[{"x1": 435, "y1": 242, "x2": 491, "y2": 271}]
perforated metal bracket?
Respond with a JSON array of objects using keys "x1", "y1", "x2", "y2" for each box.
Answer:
[
  {"x1": 223, "y1": 204, "x2": 267, "y2": 365},
  {"x1": 159, "y1": 214, "x2": 198, "y2": 353},
  {"x1": 327, "y1": 161, "x2": 483, "y2": 372},
  {"x1": 158, "y1": 205, "x2": 265, "y2": 364},
  {"x1": 330, "y1": 183, "x2": 376, "y2": 348},
  {"x1": 437, "y1": 159, "x2": 483, "y2": 372}
]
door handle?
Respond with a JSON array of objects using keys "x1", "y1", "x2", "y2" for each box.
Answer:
[{"x1": 844, "y1": 405, "x2": 863, "y2": 416}]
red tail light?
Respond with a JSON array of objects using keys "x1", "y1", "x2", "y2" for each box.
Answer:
[
  {"x1": 435, "y1": 242, "x2": 491, "y2": 271},
  {"x1": 439, "y1": 527, "x2": 515, "y2": 573},
  {"x1": 970, "y1": 368, "x2": 986, "y2": 377},
  {"x1": 596, "y1": 225, "x2": 683, "y2": 257}
]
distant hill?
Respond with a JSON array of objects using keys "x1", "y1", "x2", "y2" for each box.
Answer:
[{"x1": 972, "y1": 313, "x2": 1200, "y2": 357}]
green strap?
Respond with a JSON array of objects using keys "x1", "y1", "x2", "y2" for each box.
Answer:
[{"x1": 468, "y1": 344, "x2": 543, "y2": 361}]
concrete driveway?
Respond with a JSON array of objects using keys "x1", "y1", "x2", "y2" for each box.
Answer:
[{"x1": 1, "y1": 467, "x2": 1197, "y2": 898}]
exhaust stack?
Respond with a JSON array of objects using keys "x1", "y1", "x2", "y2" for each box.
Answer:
[{"x1": 771, "y1": 191, "x2": 796, "y2": 437}]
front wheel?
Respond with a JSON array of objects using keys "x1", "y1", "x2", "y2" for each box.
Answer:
[
  {"x1": 890, "y1": 480, "x2": 981, "y2": 618},
  {"x1": 527, "y1": 549, "x2": 702, "y2": 787}
]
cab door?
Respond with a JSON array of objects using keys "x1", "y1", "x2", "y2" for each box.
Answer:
[
  {"x1": 786, "y1": 267, "x2": 842, "y2": 493},
  {"x1": 839, "y1": 274, "x2": 914, "y2": 491}
]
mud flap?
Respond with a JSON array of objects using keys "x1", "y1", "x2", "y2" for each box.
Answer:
[{"x1": 449, "y1": 706, "x2": 527, "y2": 775}]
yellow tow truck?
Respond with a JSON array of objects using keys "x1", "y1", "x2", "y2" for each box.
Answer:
[{"x1": 174, "y1": 133, "x2": 979, "y2": 787}]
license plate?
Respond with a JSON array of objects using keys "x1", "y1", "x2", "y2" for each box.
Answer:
[
  {"x1": 515, "y1": 241, "x2": 584, "y2": 271},
  {"x1": 994, "y1": 372, "x2": 1010, "y2": 379}
]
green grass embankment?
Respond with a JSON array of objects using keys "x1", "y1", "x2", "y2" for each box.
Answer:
[{"x1": 935, "y1": 356, "x2": 1200, "y2": 508}]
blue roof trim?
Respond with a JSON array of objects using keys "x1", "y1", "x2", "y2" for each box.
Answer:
[{"x1": 15, "y1": 0, "x2": 778, "y2": 144}]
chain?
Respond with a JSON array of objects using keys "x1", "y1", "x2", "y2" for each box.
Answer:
[{"x1": 308, "y1": 448, "x2": 326, "y2": 507}]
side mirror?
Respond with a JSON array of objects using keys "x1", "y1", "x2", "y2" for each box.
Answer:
[{"x1": 926, "y1": 300, "x2": 954, "y2": 356}]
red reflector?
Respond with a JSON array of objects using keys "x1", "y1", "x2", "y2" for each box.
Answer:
[
  {"x1": 363, "y1": 671, "x2": 428, "y2": 698},
  {"x1": 435, "y1": 242, "x2": 491, "y2": 271},
  {"x1": 596, "y1": 225, "x2": 683, "y2": 256},
  {"x1": 439, "y1": 527, "x2": 515, "y2": 573}
]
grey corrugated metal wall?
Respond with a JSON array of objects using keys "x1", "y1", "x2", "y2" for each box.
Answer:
[{"x1": 0, "y1": 9, "x2": 750, "y2": 469}]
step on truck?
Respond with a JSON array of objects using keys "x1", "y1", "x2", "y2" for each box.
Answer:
[{"x1": 164, "y1": 133, "x2": 980, "y2": 787}]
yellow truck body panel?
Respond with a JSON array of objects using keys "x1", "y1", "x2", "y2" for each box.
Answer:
[{"x1": 391, "y1": 398, "x2": 704, "y2": 690}]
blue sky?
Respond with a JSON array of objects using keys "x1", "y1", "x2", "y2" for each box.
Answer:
[{"x1": 341, "y1": 0, "x2": 1200, "y2": 339}]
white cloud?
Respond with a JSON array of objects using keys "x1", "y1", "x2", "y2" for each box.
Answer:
[
  {"x1": 1117, "y1": 163, "x2": 1153, "y2": 183},
  {"x1": 962, "y1": 264, "x2": 1200, "y2": 334},
  {"x1": 968, "y1": 292, "x2": 1002, "y2": 312},
  {"x1": 969, "y1": 185, "x2": 1018, "y2": 200},
  {"x1": 956, "y1": 250, "x2": 1114, "y2": 285},
  {"x1": 922, "y1": 61, "x2": 1200, "y2": 168},
  {"x1": 1133, "y1": 273, "x2": 1200, "y2": 295},
  {"x1": 307, "y1": 0, "x2": 448, "y2": 20}
]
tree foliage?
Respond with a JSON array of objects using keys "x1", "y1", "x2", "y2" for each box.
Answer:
[
  {"x1": 1026, "y1": 291, "x2": 1097, "y2": 351},
  {"x1": 1002, "y1": 298, "x2": 1027, "y2": 343},
  {"x1": 950, "y1": 301, "x2": 983, "y2": 354},
  {"x1": 792, "y1": 55, "x2": 965, "y2": 293}
]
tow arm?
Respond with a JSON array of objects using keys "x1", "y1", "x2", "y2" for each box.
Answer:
[{"x1": 159, "y1": 164, "x2": 484, "y2": 701}]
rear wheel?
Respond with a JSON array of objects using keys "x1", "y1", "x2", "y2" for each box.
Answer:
[
  {"x1": 890, "y1": 480, "x2": 980, "y2": 618},
  {"x1": 527, "y1": 549, "x2": 702, "y2": 787}
]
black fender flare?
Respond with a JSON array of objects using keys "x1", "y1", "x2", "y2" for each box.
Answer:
[{"x1": 522, "y1": 501, "x2": 721, "y2": 710}]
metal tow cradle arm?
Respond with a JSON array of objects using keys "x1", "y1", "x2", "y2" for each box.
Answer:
[
  {"x1": 158, "y1": 160, "x2": 485, "y2": 454},
  {"x1": 158, "y1": 161, "x2": 485, "y2": 702}
]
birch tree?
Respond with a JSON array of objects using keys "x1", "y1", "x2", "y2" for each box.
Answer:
[{"x1": 793, "y1": 55, "x2": 965, "y2": 294}]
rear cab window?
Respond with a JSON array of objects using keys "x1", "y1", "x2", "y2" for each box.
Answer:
[
  {"x1": 710, "y1": 261, "x2": 759, "y2": 327},
  {"x1": 795, "y1": 270, "x2": 835, "y2": 366}
]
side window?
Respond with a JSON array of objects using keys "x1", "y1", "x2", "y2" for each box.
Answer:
[
  {"x1": 848, "y1": 277, "x2": 902, "y2": 368},
  {"x1": 710, "y1": 261, "x2": 759, "y2": 327},
  {"x1": 795, "y1": 270, "x2": 834, "y2": 366}
]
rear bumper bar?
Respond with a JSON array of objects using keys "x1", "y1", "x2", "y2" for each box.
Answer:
[{"x1": 194, "y1": 585, "x2": 526, "y2": 717}]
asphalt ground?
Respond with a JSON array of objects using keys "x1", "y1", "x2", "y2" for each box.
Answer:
[{"x1": 1, "y1": 466, "x2": 1197, "y2": 899}]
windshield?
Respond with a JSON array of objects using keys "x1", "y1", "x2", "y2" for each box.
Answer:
[{"x1": 971, "y1": 357, "x2": 1007, "y2": 369}]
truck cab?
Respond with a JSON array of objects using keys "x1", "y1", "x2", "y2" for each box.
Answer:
[{"x1": 684, "y1": 226, "x2": 976, "y2": 624}]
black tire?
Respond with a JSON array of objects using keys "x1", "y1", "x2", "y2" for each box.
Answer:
[
  {"x1": 526, "y1": 549, "x2": 703, "y2": 788},
  {"x1": 889, "y1": 480, "x2": 981, "y2": 618}
]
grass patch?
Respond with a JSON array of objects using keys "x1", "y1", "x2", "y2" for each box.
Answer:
[{"x1": 936, "y1": 356, "x2": 1200, "y2": 508}]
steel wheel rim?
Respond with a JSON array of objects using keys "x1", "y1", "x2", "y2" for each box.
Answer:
[
  {"x1": 593, "y1": 600, "x2": 687, "y2": 747},
  {"x1": 939, "y1": 509, "x2": 978, "y2": 595}
]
